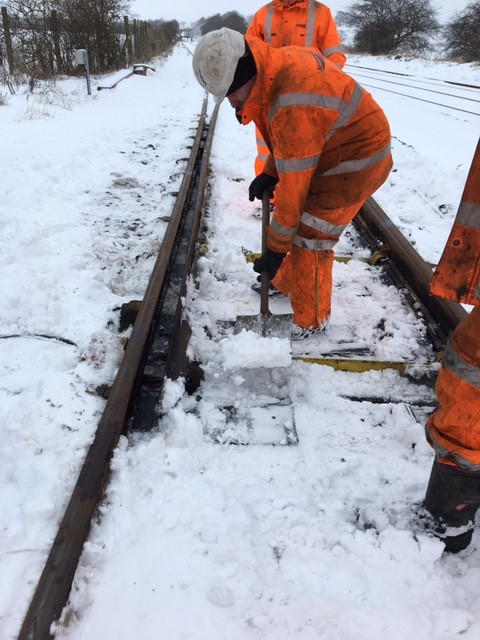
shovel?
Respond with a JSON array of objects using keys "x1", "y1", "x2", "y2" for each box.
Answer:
[{"x1": 234, "y1": 190, "x2": 293, "y2": 338}]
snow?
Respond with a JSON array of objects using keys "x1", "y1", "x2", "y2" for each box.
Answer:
[
  {"x1": 219, "y1": 331, "x2": 292, "y2": 370},
  {"x1": 1, "y1": 44, "x2": 480, "y2": 639}
]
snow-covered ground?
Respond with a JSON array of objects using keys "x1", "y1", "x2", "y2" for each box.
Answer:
[{"x1": 1, "y1": 44, "x2": 479, "y2": 639}]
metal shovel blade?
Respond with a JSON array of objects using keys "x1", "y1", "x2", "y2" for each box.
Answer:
[
  {"x1": 234, "y1": 274, "x2": 293, "y2": 337},
  {"x1": 234, "y1": 192, "x2": 293, "y2": 338},
  {"x1": 234, "y1": 313, "x2": 292, "y2": 338}
]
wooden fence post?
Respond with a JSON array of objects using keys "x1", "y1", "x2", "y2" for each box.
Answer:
[
  {"x1": 50, "y1": 10, "x2": 63, "y2": 74},
  {"x1": 124, "y1": 16, "x2": 133, "y2": 65},
  {"x1": 1, "y1": 6, "x2": 14, "y2": 74},
  {"x1": 133, "y1": 19, "x2": 138, "y2": 60}
]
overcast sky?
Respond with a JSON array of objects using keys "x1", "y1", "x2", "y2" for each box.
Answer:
[{"x1": 130, "y1": 0, "x2": 469, "y2": 25}]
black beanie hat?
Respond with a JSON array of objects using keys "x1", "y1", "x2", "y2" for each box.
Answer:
[{"x1": 227, "y1": 42, "x2": 257, "y2": 96}]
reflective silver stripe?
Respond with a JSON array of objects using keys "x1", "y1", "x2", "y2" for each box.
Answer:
[
  {"x1": 257, "y1": 151, "x2": 269, "y2": 161},
  {"x1": 265, "y1": 3, "x2": 274, "y2": 44},
  {"x1": 300, "y1": 211, "x2": 347, "y2": 236},
  {"x1": 294, "y1": 236, "x2": 338, "y2": 250},
  {"x1": 326, "y1": 83, "x2": 364, "y2": 140},
  {"x1": 276, "y1": 154, "x2": 321, "y2": 173},
  {"x1": 475, "y1": 280, "x2": 480, "y2": 301},
  {"x1": 269, "y1": 86, "x2": 363, "y2": 153},
  {"x1": 270, "y1": 217, "x2": 297, "y2": 238},
  {"x1": 443, "y1": 340, "x2": 480, "y2": 388},
  {"x1": 320, "y1": 142, "x2": 391, "y2": 176},
  {"x1": 456, "y1": 201, "x2": 480, "y2": 230},
  {"x1": 269, "y1": 92, "x2": 344, "y2": 120},
  {"x1": 305, "y1": 0, "x2": 316, "y2": 48},
  {"x1": 256, "y1": 134, "x2": 268, "y2": 146},
  {"x1": 425, "y1": 424, "x2": 480, "y2": 472},
  {"x1": 323, "y1": 44, "x2": 346, "y2": 57}
]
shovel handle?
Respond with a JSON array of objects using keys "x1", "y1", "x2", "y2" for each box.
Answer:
[
  {"x1": 260, "y1": 190, "x2": 271, "y2": 315},
  {"x1": 261, "y1": 190, "x2": 269, "y2": 253}
]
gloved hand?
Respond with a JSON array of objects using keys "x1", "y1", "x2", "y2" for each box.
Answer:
[
  {"x1": 253, "y1": 250, "x2": 286, "y2": 280},
  {"x1": 248, "y1": 173, "x2": 278, "y2": 202}
]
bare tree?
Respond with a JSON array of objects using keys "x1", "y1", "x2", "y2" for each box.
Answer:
[
  {"x1": 443, "y1": 1, "x2": 480, "y2": 62},
  {"x1": 341, "y1": 0, "x2": 439, "y2": 55},
  {"x1": 2, "y1": 0, "x2": 133, "y2": 82},
  {"x1": 60, "y1": 0, "x2": 130, "y2": 73},
  {"x1": 4, "y1": 0, "x2": 58, "y2": 80}
]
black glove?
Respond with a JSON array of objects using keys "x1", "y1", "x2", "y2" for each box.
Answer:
[
  {"x1": 253, "y1": 250, "x2": 286, "y2": 280},
  {"x1": 248, "y1": 173, "x2": 278, "y2": 202}
]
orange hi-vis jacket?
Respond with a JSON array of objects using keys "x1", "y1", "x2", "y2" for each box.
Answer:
[
  {"x1": 247, "y1": 0, "x2": 346, "y2": 68},
  {"x1": 238, "y1": 35, "x2": 392, "y2": 255},
  {"x1": 247, "y1": 1, "x2": 347, "y2": 177},
  {"x1": 425, "y1": 139, "x2": 480, "y2": 472},
  {"x1": 429, "y1": 137, "x2": 480, "y2": 308}
]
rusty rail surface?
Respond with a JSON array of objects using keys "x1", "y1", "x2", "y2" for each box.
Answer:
[
  {"x1": 357, "y1": 199, "x2": 467, "y2": 342},
  {"x1": 17, "y1": 96, "x2": 219, "y2": 640}
]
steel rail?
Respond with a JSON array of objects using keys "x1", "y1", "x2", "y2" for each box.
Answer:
[
  {"x1": 357, "y1": 198, "x2": 467, "y2": 340},
  {"x1": 129, "y1": 101, "x2": 221, "y2": 430},
  {"x1": 358, "y1": 82, "x2": 480, "y2": 117},
  {"x1": 347, "y1": 64, "x2": 480, "y2": 91},
  {"x1": 17, "y1": 96, "x2": 214, "y2": 640},
  {"x1": 350, "y1": 70, "x2": 480, "y2": 104}
]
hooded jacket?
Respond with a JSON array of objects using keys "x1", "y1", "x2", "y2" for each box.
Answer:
[
  {"x1": 247, "y1": 0, "x2": 346, "y2": 68},
  {"x1": 237, "y1": 35, "x2": 392, "y2": 254}
]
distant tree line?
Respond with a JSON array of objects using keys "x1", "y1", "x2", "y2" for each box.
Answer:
[
  {"x1": 1, "y1": 0, "x2": 479, "y2": 93},
  {"x1": 336, "y1": 0, "x2": 480, "y2": 62},
  {"x1": 0, "y1": 0, "x2": 179, "y2": 89},
  {"x1": 191, "y1": 2, "x2": 480, "y2": 63}
]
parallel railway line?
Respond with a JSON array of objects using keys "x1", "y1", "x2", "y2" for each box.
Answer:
[
  {"x1": 17, "y1": 94, "x2": 467, "y2": 640},
  {"x1": 347, "y1": 63, "x2": 480, "y2": 117}
]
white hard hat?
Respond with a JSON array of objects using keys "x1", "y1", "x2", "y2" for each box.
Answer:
[{"x1": 192, "y1": 28, "x2": 246, "y2": 103}]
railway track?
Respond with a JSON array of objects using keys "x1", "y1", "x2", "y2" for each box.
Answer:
[
  {"x1": 17, "y1": 94, "x2": 467, "y2": 639},
  {"x1": 346, "y1": 63, "x2": 480, "y2": 117}
]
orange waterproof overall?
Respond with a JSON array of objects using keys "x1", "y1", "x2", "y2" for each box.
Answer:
[
  {"x1": 426, "y1": 138, "x2": 480, "y2": 471},
  {"x1": 247, "y1": 0, "x2": 346, "y2": 176},
  {"x1": 238, "y1": 36, "x2": 393, "y2": 329}
]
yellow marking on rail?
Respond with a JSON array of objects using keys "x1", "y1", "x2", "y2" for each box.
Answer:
[
  {"x1": 243, "y1": 250, "x2": 386, "y2": 266},
  {"x1": 292, "y1": 357, "x2": 436, "y2": 374}
]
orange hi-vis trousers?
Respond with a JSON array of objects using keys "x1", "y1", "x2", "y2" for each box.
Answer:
[
  {"x1": 272, "y1": 200, "x2": 366, "y2": 329},
  {"x1": 426, "y1": 306, "x2": 480, "y2": 471}
]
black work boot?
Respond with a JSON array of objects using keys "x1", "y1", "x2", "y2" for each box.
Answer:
[{"x1": 424, "y1": 460, "x2": 480, "y2": 553}]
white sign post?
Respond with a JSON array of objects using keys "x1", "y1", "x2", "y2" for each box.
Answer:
[{"x1": 74, "y1": 49, "x2": 91, "y2": 96}]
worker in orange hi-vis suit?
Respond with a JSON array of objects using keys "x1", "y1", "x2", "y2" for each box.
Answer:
[
  {"x1": 247, "y1": 0, "x2": 347, "y2": 177},
  {"x1": 192, "y1": 29, "x2": 392, "y2": 338},
  {"x1": 422, "y1": 138, "x2": 480, "y2": 554}
]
